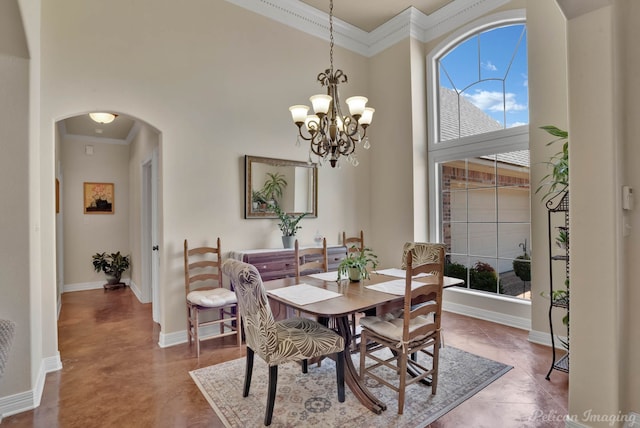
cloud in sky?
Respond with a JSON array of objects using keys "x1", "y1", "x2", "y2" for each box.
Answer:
[
  {"x1": 482, "y1": 61, "x2": 497, "y2": 71},
  {"x1": 509, "y1": 121, "x2": 528, "y2": 128},
  {"x1": 463, "y1": 90, "x2": 527, "y2": 113}
]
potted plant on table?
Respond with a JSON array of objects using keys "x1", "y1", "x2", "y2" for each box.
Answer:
[
  {"x1": 92, "y1": 251, "x2": 131, "y2": 288},
  {"x1": 338, "y1": 246, "x2": 379, "y2": 282},
  {"x1": 270, "y1": 204, "x2": 307, "y2": 248}
]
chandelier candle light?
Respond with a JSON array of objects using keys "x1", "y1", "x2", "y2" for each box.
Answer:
[{"x1": 289, "y1": 0, "x2": 374, "y2": 168}]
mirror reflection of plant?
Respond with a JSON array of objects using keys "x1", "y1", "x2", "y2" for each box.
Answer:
[
  {"x1": 269, "y1": 204, "x2": 307, "y2": 236},
  {"x1": 261, "y1": 172, "x2": 288, "y2": 206}
]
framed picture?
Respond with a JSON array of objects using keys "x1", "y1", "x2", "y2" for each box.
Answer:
[{"x1": 84, "y1": 182, "x2": 114, "y2": 214}]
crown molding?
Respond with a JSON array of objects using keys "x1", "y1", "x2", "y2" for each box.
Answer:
[{"x1": 225, "y1": 0, "x2": 512, "y2": 57}]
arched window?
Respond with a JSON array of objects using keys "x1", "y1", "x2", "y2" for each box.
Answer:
[{"x1": 427, "y1": 11, "x2": 531, "y2": 300}]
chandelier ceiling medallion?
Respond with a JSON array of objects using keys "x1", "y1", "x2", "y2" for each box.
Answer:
[{"x1": 289, "y1": 0, "x2": 374, "y2": 168}]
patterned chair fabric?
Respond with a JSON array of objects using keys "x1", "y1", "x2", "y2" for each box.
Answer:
[
  {"x1": 400, "y1": 242, "x2": 446, "y2": 271},
  {"x1": 0, "y1": 319, "x2": 16, "y2": 380},
  {"x1": 221, "y1": 259, "x2": 344, "y2": 365}
]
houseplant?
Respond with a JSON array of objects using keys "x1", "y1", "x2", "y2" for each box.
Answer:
[
  {"x1": 261, "y1": 172, "x2": 287, "y2": 207},
  {"x1": 92, "y1": 251, "x2": 131, "y2": 285},
  {"x1": 270, "y1": 204, "x2": 307, "y2": 248},
  {"x1": 536, "y1": 125, "x2": 569, "y2": 203},
  {"x1": 338, "y1": 246, "x2": 378, "y2": 282},
  {"x1": 251, "y1": 189, "x2": 267, "y2": 211}
]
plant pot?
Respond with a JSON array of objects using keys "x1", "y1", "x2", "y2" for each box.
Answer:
[
  {"x1": 282, "y1": 236, "x2": 295, "y2": 249},
  {"x1": 105, "y1": 274, "x2": 121, "y2": 285},
  {"x1": 348, "y1": 267, "x2": 362, "y2": 282}
]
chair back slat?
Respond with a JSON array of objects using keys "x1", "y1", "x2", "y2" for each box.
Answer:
[
  {"x1": 184, "y1": 238, "x2": 222, "y2": 296},
  {"x1": 342, "y1": 230, "x2": 364, "y2": 254},
  {"x1": 295, "y1": 238, "x2": 328, "y2": 280}
]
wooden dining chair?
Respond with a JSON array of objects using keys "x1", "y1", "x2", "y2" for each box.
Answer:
[
  {"x1": 342, "y1": 230, "x2": 364, "y2": 254},
  {"x1": 342, "y1": 230, "x2": 365, "y2": 349},
  {"x1": 184, "y1": 238, "x2": 242, "y2": 357},
  {"x1": 359, "y1": 243, "x2": 445, "y2": 414},
  {"x1": 221, "y1": 259, "x2": 345, "y2": 426},
  {"x1": 294, "y1": 238, "x2": 328, "y2": 280}
]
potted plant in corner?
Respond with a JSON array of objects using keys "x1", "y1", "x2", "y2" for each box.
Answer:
[
  {"x1": 92, "y1": 251, "x2": 131, "y2": 289},
  {"x1": 270, "y1": 204, "x2": 307, "y2": 248},
  {"x1": 338, "y1": 246, "x2": 379, "y2": 282}
]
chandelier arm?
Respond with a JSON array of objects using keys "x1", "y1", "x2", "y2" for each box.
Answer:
[{"x1": 295, "y1": 125, "x2": 316, "y2": 142}]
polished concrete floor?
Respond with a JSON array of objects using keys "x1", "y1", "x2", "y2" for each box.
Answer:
[{"x1": 4, "y1": 287, "x2": 568, "y2": 427}]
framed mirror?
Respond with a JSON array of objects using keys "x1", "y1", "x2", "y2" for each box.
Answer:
[{"x1": 245, "y1": 155, "x2": 318, "y2": 219}]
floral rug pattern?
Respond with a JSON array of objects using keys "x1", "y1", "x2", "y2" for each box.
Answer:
[{"x1": 190, "y1": 346, "x2": 512, "y2": 428}]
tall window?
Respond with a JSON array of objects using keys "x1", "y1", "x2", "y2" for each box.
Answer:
[{"x1": 428, "y1": 14, "x2": 531, "y2": 300}]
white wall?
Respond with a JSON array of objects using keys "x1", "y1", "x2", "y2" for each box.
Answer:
[
  {"x1": 0, "y1": 40, "x2": 31, "y2": 396},
  {"x1": 39, "y1": 0, "x2": 372, "y2": 343},
  {"x1": 61, "y1": 139, "x2": 130, "y2": 286}
]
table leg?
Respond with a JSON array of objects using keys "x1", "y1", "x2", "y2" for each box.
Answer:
[{"x1": 334, "y1": 316, "x2": 387, "y2": 414}]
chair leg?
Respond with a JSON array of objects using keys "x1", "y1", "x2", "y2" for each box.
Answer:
[
  {"x1": 397, "y1": 353, "x2": 408, "y2": 415},
  {"x1": 243, "y1": 347, "x2": 254, "y2": 397},
  {"x1": 336, "y1": 351, "x2": 345, "y2": 402},
  {"x1": 265, "y1": 365, "x2": 278, "y2": 426},
  {"x1": 187, "y1": 307, "x2": 192, "y2": 346},
  {"x1": 236, "y1": 315, "x2": 243, "y2": 346},
  {"x1": 301, "y1": 359, "x2": 308, "y2": 374},
  {"x1": 432, "y1": 338, "x2": 440, "y2": 394},
  {"x1": 359, "y1": 332, "x2": 367, "y2": 380},
  {"x1": 194, "y1": 310, "x2": 200, "y2": 357}
]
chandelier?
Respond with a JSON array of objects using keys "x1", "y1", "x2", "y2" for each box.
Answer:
[{"x1": 288, "y1": 0, "x2": 374, "y2": 168}]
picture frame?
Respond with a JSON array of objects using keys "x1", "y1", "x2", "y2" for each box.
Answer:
[{"x1": 84, "y1": 182, "x2": 114, "y2": 214}]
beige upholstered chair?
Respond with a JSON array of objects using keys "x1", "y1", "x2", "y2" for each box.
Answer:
[
  {"x1": 222, "y1": 259, "x2": 345, "y2": 426},
  {"x1": 184, "y1": 238, "x2": 241, "y2": 357},
  {"x1": 359, "y1": 243, "x2": 445, "y2": 414},
  {"x1": 294, "y1": 238, "x2": 328, "y2": 280}
]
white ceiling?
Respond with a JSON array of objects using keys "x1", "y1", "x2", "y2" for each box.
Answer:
[{"x1": 300, "y1": 0, "x2": 454, "y2": 32}]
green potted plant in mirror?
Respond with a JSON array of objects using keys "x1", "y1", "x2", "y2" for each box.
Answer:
[
  {"x1": 92, "y1": 251, "x2": 131, "y2": 288},
  {"x1": 269, "y1": 204, "x2": 307, "y2": 248},
  {"x1": 261, "y1": 172, "x2": 288, "y2": 208},
  {"x1": 251, "y1": 189, "x2": 267, "y2": 211},
  {"x1": 338, "y1": 246, "x2": 379, "y2": 282}
]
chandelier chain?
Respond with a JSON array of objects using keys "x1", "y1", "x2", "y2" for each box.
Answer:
[{"x1": 329, "y1": 0, "x2": 334, "y2": 74}]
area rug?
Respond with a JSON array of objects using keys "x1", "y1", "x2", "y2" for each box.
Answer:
[{"x1": 190, "y1": 346, "x2": 512, "y2": 427}]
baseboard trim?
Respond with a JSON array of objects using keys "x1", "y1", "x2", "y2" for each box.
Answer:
[
  {"x1": 63, "y1": 280, "x2": 130, "y2": 293},
  {"x1": 0, "y1": 354, "x2": 62, "y2": 419},
  {"x1": 528, "y1": 329, "x2": 568, "y2": 349},
  {"x1": 158, "y1": 325, "x2": 234, "y2": 348},
  {"x1": 442, "y1": 300, "x2": 531, "y2": 331}
]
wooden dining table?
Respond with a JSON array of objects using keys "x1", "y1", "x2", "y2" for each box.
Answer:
[{"x1": 263, "y1": 270, "x2": 464, "y2": 414}]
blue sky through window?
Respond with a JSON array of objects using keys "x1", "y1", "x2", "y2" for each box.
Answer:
[{"x1": 439, "y1": 24, "x2": 528, "y2": 129}]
